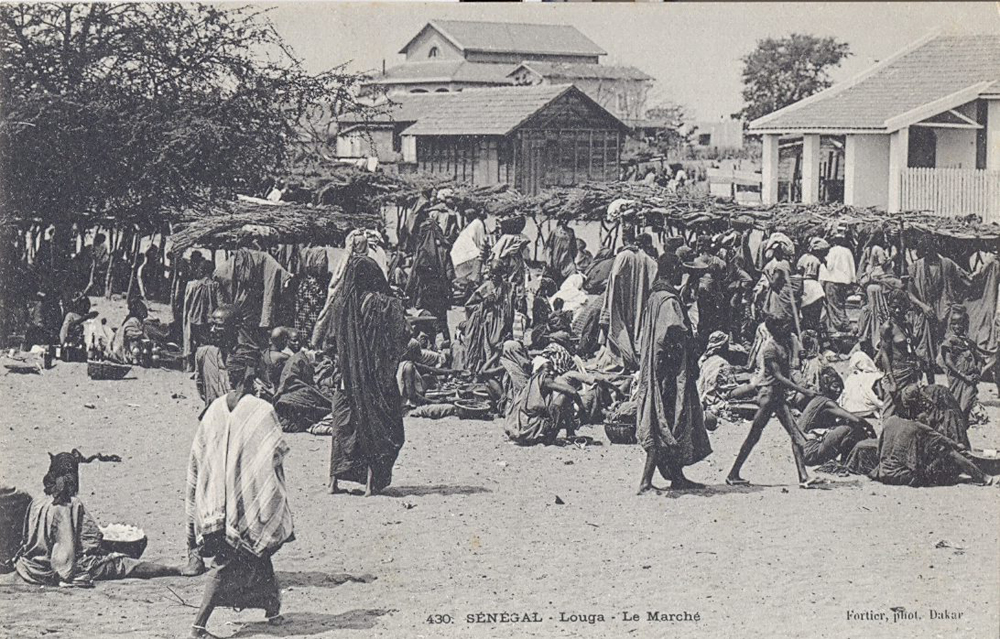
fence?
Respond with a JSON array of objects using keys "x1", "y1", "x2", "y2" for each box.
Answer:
[
  {"x1": 900, "y1": 168, "x2": 1000, "y2": 223},
  {"x1": 706, "y1": 167, "x2": 762, "y2": 204}
]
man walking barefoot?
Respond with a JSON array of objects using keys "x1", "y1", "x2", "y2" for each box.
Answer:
[{"x1": 727, "y1": 317, "x2": 821, "y2": 489}]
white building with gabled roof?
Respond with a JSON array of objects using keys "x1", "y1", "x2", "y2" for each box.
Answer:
[{"x1": 748, "y1": 32, "x2": 1000, "y2": 221}]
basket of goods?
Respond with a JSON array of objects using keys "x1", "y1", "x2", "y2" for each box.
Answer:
[
  {"x1": 87, "y1": 360, "x2": 132, "y2": 381},
  {"x1": 99, "y1": 523, "x2": 147, "y2": 559},
  {"x1": 603, "y1": 401, "x2": 638, "y2": 444},
  {"x1": 425, "y1": 389, "x2": 458, "y2": 403},
  {"x1": 454, "y1": 399, "x2": 491, "y2": 420},
  {"x1": 458, "y1": 384, "x2": 491, "y2": 401},
  {"x1": 970, "y1": 449, "x2": 1000, "y2": 476},
  {"x1": 604, "y1": 421, "x2": 637, "y2": 445}
]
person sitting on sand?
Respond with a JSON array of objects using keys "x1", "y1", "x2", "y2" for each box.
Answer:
[
  {"x1": 285, "y1": 329, "x2": 303, "y2": 355},
  {"x1": 59, "y1": 293, "x2": 98, "y2": 349},
  {"x1": 504, "y1": 356, "x2": 584, "y2": 446},
  {"x1": 15, "y1": 450, "x2": 182, "y2": 587},
  {"x1": 869, "y1": 386, "x2": 997, "y2": 487},
  {"x1": 271, "y1": 348, "x2": 333, "y2": 433},
  {"x1": 696, "y1": 331, "x2": 756, "y2": 426},
  {"x1": 397, "y1": 339, "x2": 465, "y2": 418},
  {"x1": 108, "y1": 298, "x2": 148, "y2": 365},
  {"x1": 195, "y1": 306, "x2": 236, "y2": 413},
  {"x1": 792, "y1": 367, "x2": 876, "y2": 469},
  {"x1": 259, "y1": 327, "x2": 291, "y2": 395}
]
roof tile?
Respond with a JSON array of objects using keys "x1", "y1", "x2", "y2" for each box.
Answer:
[
  {"x1": 751, "y1": 34, "x2": 1000, "y2": 131},
  {"x1": 371, "y1": 61, "x2": 516, "y2": 85},
  {"x1": 512, "y1": 61, "x2": 652, "y2": 82},
  {"x1": 421, "y1": 20, "x2": 606, "y2": 57}
]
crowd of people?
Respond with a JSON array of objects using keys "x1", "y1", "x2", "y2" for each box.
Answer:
[{"x1": 3, "y1": 189, "x2": 999, "y2": 636}]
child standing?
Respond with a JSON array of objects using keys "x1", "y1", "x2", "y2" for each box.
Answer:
[{"x1": 939, "y1": 306, "x2": 989, "y2": 422}]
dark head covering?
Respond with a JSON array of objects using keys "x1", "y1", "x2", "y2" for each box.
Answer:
[
  {"x1": 43, "y1": 449, "x2": 121, "y2": 505},
  {"x1": 128, "y1": 297, "x2": 148, "y2": 319}
]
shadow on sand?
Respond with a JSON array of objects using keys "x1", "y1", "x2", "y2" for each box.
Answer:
[
  {"x1": 275, "y1": 571, "x2": 376, "y2": 589},
  {"x1": 660, "y1": 478, "x2": 865, "y2": 498},
  {"x1": 232, "y1": 609, "x2": 394, "y2": 636},
  {"x1": 659, "y1": 483, "x2": 767, "y2": 499},
  {"x1": 380, "y1": 484, "x2": 491, "y2": 497}
]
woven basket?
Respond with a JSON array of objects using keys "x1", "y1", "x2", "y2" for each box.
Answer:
[
  {"x1": 455, "y1": 400, "x2": 491, "y2": 420},
  {"x1": 87, "y1": 360, "x2": 132, "y2": 381},
  {"x1": 970, "y1": 450, "x2": 1000, "y2": 476},
  {"x1": 604, "y1": 422, "x2": 637, "y2": 445},
  {"x1": 100, "y1": 536, "x2": 147, "y2": 559}
]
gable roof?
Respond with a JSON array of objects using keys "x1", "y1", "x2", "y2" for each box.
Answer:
[
  {"x1": 750, "y1": 33, "x2": 1000, "y2": 133},
  {"x1": 338, "y1": 93, "x2": 448, "y2": 129},
  {"x1": 400, "y1": 20, "x2": 606, "y2": 57},
  {"x1": 399, "y1": 84, "x2": 627, "y2": 136},
  {"x1": 509, "y1": 61, "x2": 653, "y2": 82},
  {"x1": 367, "y1": 60, "x2": 515, "y2": 87}
]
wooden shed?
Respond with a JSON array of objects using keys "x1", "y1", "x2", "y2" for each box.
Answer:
[{"x1": 397, "y1": 85, "x2": 630, "y2": 194}]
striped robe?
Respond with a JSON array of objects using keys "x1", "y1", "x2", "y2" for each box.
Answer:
[{"x1": 186, "y1": 395, "x2": 294, "y2": 558}]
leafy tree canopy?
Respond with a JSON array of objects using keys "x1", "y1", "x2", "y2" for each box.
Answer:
[
  {"x1": 733, "y1": 33, "x2": 851, "y2": 124},
  {"x1": 0, "y1": 3, "x2": 376, "y2": 228}
]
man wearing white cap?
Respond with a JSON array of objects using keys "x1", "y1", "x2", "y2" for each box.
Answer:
[{"x1": 820, "y1": 230, "x2": 856, "y2": 334}]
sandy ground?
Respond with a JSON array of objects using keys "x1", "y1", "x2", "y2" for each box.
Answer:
[{"x1": 1, "y1": 299, "x2": 998, "y2": 639}]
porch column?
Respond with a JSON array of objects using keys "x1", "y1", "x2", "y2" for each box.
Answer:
[
  {"x1": 401, "y1": 135, "x2": 417, "y2": 164},
  {"x1": 801, "y1": 134, "x2": 821, "y2": 203},
  {"x1": 987, "y1": 99, "x2": 1000, "y2": 171},
  {"x1": 761, "y1": 133, "x2": 780, "y2": 205},
  {"x1": 887, "y1": 126, "x2": 909, "y2": 213}
]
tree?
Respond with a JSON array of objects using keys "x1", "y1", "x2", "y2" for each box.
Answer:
[
  {"x1": 0, "y1": 3, "x2": 377, "y2": 232},
  {"x1": 733, "y1": 33, "x2": 851, "y2": 124}
]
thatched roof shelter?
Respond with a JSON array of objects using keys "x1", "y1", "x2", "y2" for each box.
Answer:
[{"x1": 169, "y1": 196, "x2": 382, "y2": 255}]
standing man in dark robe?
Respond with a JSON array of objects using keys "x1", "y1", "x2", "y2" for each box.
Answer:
[
  {"x1": 636, "y1": 251, "x2": 712, "y2": 493},
  {"x1": 406, "y1": 213, "x2": 455, "y2": 342},
  {"x1": 599, "y1": 226, "x2": 658, "y2": 372},
  {"x1": 546, "y1": 219, "x2": 577, "y2": 283},
  {"x1": 908, "y1": 238, "x2": 971, "y2": 382},
  {"x1": 227, "y1": 245, "x2": 293, "y2": 355}
]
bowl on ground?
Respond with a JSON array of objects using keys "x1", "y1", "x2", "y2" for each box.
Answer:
[
  {"x1": 87, "y1": 360, "x2": 132, "y2": 381},
  {"x1": 970, "y1": 449, "x2": 1000, "y2": 476},
  {"x1": 455, "y1": 399, "x2": 491, "y2": 420},
  {"x1": 604, "y1": 422, "x2": 637, "y2": 445}
]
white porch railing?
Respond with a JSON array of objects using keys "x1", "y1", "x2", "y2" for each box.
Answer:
[{"x1": 900, "y1": 168, "x2": 1000, "y2": 223}]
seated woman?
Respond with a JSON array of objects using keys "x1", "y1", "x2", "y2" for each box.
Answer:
[
  {"x1": 16, "y1": 449, "x2": 181, "y2": 587},
  {"x1": 59, "y1": 294, "x2": 98, "y2": 350},
  {"x1": 696, "y1": 331, "x2": 756, "y2": 425},
  {"x1": 397, "y1": 339, "x2": 464, "y2": 419},
  {"x1": 258, "y1": 328, "x2": 291, "y2": 398},
  {"x1": 794, "y1": 368, "x2": 876, "y2": 469},
  {"x1": 910, "y1": 383, "x2": 970, "y2": 451},
  {"x1": 108, "y1": 298, "x2": 148, "y2": 364},
  {"x1": 504, "y1": 356, "x2": 585, "y2": 446},
  {"x1": 271, "y1": 349, "x2": 333, "y2": 433},
  {"x1": 479, "y1": 339, "x2": 531, "y2": 417},
  {"x1": 869, "y1": 386, "x2": 996, "y2": 487},
  {"x1": 839, "y1": 351, "x2": 885, "y2": 422}
]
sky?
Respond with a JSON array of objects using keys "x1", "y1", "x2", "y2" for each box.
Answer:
[{"x1": 264, "y1": 2, "x2": 1000, "y2": 122}]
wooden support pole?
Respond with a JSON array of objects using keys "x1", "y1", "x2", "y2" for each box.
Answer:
[{"x1": 125, "y1": 232, "x2": 141, "y2": 303}]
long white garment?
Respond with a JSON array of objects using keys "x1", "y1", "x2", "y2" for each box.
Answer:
[
  {"x1": 451, "y1": 218, "x2": 487, "y2": 267},
  {"x1": 185, "y1": 395, "x2": 294, "y2": 557},
  {"x1": 820, "y1": 245, "x2": 857, "y2": 284}
]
